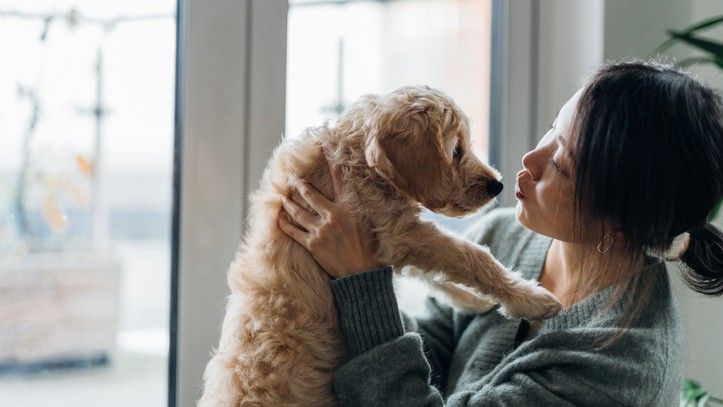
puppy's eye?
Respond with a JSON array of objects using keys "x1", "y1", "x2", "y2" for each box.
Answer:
[{"x1": 453, "y1": 144, "x2": 463, "y2": 161}]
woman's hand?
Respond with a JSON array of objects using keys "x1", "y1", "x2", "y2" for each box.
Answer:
[{"x1": 277, "y1": 148, "x2": 383, "y2": 279}]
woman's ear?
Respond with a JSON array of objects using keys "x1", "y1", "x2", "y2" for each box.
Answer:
[{"x1": 365, "y1": 103, "x2": 453, "y2": 210}]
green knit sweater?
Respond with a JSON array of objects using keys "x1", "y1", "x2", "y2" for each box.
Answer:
[{"x1": 330, "y1": 207, "x2": 683, "y2": 406}]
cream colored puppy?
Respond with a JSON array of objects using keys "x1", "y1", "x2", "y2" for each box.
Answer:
[{"x1": 198, "y1": 86, "x2": 561, "y2": 406}]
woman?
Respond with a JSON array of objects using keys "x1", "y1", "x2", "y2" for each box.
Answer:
[{"x1": 277, "y1": 61, "x2": 723, "y2": 405}]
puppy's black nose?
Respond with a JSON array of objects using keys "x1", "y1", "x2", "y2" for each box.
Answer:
[{"x1": 486, "y1": 180, "x2": 503, "y2": 197}]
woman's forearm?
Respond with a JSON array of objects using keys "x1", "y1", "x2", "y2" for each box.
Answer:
[
  {"x1": 331, "y1": 266, "x2": 405, "y2": 356},
  {"x1": 330, "y1": 266, "x2": 457, "y2": 405}
]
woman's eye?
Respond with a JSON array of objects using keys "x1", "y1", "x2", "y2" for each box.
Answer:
[{"x1": 548, "y1": 158, "x2": 565, "y2": 175}]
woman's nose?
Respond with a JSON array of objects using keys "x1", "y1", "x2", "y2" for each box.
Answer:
[{"x1": 521, "y1": 148, "x2": 543, "y2": 181}]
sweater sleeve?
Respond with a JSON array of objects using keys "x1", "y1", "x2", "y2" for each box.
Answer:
[
  {"x1": 331, "y1": 332, "x2": 661, "y2": 406},
  {"x1": 331, "y1": 266, "x2": 459, "y2": 392},
  {"x1": 329, "y1": 267, "x2": 444, "y2": 405},
  {"x1": 330, "y1": 266, "x2": 405, "y2": 357},
  {"x1": 401, "y1": 297, "x2": 457, "y2": 391}
]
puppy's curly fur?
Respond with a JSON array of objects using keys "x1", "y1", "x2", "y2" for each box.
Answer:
[{"x1": 198, "y1": 86, "x2": 561, "y2": 406}]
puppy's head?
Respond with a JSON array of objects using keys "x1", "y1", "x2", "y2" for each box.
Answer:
[{"x1": 365, "y1": 86, "x2": 501, "y2": 216}]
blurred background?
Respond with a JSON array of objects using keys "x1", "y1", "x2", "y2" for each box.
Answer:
[
  {"x1": 0, "y1": 0, "x2": 721, "y2": 406},
  {"x1": 0, "y1": 0, "x2": 174, "y2": 405}
]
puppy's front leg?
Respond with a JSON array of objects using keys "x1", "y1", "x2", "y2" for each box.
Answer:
[
  {"x1": 433, "y1": 280, "x2": 499, "y2": 313},
  {"x1": 400, "y1": 264, "x2": 497, "y2": 313},
  {"x1": 389, "y1": 221, "x2": 561, "y2": 320}
]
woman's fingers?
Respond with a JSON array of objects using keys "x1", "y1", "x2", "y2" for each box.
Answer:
[
  {"x1": 294, "y1": 180, "x2": 333, "y2": 217},
  {"x1": 323, "y1": 146, "x2": 343, "y2": 200},
  {"x1": 277, "y1": 209, "x2": 310, "y2": 247},
  {"x1": 280, "y1": 195, "x2": 317, "y2": 230}
]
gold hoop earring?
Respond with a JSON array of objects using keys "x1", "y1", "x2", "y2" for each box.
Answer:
[{"x1": 597, "y1": 235, "x2": 614, "y2": 254}]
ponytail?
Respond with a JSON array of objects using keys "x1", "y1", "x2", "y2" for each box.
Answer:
[{"x1": 679, "y1": 222, "x2": 723, "y2": 296}]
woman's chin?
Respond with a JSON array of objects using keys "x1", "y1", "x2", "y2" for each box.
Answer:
[{"x1": 514, "y1": 201, "x2": 528, "y2": 224}]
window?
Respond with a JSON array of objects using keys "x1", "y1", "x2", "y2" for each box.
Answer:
[
  {"x1": 0, "y1": 2, "x2": 175, "y2": 405},
  {"x1": 287, "y1": 0, "x2": 492, "y2": 163}
]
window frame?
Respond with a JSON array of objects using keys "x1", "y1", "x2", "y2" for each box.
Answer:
[
  {"x1": 489, "y1": 0, "x2": 540, "y2": 207},
  {"x1": 171, "y1": 1, "x2": 288, "y2": 406}
]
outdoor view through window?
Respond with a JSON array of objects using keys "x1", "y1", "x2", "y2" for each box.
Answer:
[{"x1": 0, "y1": 1, "x2": 175, "y2": 405}]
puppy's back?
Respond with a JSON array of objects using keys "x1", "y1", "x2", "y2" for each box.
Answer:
[{"x1": 199, "y1": 128, "x2": 345, "y2": 407}]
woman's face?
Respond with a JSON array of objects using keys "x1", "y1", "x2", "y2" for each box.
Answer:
[{"x1": 515, "y1": 88, "x2": 585, "y2": 242}]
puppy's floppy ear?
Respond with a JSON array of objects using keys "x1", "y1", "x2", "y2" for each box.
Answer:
[{"x1": 365, "y1": 99, "x2": 453, "y2": 210}]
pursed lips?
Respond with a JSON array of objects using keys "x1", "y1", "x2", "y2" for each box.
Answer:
[
  {"x1": 515, "y1": 170, "x2": 529, "y2": 199},
  {"x1": 515, "y1": 183, "x2": 526, "y2": 199}
]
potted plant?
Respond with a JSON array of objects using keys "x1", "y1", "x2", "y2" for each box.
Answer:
[{"x1": 681, "y1": 380, "x2": 723, "y2": 407}]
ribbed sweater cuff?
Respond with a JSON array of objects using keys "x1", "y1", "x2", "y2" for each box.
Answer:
[{"x1": 330, "y1": 266, "x2": 405, "y2": 358}]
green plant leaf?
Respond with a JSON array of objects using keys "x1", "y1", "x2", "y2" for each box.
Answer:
[
  {"x1": 683, "y1": 378, "x2": 702, "y2": 393},
  {"x1": 682, "y1": 380, "x2": 706, "y2": 405},
  {"x1": 680, "y1": 379, "x2": 723, "y2": 406},
  {"x1": 684, "y1": 15, "x2": 723, "y2": 32},
  {"x1": 655, "y1": 15, "x2": 723, "y2": 54},
  {"x1": 667, "y1": 30, "x2": 723, "y2": 58}
]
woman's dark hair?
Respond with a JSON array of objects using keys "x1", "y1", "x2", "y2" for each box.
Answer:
[
  {"x1": 572, "y1": 61, "x2": 723, "y2": 295},
  {"x1": 680, "y1": 223, "x2": 723, "y2": 295},
  {"x1": 567, "y1": 60, "x2": 723, "y2": 345}
]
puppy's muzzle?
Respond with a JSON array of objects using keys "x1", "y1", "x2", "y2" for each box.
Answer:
[{"x1": 486, "y1": 180, "x2": 503, "y2": 197}]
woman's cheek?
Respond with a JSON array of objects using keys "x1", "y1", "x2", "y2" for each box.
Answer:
[{"x1": 536, "y1": 182, "x2": 556, "y2": 210}]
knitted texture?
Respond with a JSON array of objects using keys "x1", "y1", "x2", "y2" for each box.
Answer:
[
  {"x1": 331, "y1": 266, "x2": 404, "y2": 358},
  {"x1": 330, "y1": 207, "x2": 683, "y2": 406}
]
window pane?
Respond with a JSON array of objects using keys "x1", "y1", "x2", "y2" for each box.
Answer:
[
  {"x1": 286, "y1": 0, "x2": 492, "y2": 312},
  {"x1": 0, "y1": 1, "x2": 175, "y2": 405},
  {"x1": 287, "y1": 0, "x2": 491, "y2": 161}
]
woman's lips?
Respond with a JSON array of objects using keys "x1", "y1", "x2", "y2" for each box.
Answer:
[
  {"x1": 515, "y1": 183, "x2": 526, "y2": 200},
  {"x1": 515, "y1": 170, "x2": 530, "y2": 200}
]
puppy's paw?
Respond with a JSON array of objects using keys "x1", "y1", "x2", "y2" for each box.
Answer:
[
  {"x1": 437, "y1": 281, "x2": 498, "y2": 313},
  {"x1": 497, "y1": 283, "x2": 562, "y2": 320}
]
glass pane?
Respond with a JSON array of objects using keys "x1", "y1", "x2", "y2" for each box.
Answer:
[
  {"x1": 0, "y1": 1, "x2": 175, "y2": 405},
  {"x1": 286, "y1": 0, "x2": 492, "y2": 312}
]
